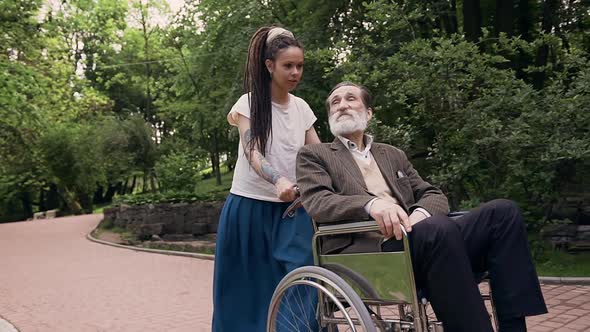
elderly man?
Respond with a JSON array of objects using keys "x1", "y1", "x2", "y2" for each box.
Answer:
[{"x1": 296, "y1": 82, "x2": 547, "y2": 332}]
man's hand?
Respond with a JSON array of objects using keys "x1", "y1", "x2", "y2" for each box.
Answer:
[
  {"x1": 369, "y1": 199, "x2": 411, "y2": 240},
  {"x1": 275, "y1": 177, "x2": 298, "y2": 202}
]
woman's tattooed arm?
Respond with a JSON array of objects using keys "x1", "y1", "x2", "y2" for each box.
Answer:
[{"x1": 242, "y1": 129, "x2": 282, "y2": 184}]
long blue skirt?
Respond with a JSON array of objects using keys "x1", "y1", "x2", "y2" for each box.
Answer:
[{"x1": 212, "y1": 193, "x2": 316, "y2": 332}]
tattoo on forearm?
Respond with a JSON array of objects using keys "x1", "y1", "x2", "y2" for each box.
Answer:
[
  {"x1": 256, "y1": 151, "x2": 282, "y2": 184},
  {"x1": 243, "y1": 129, "x2": 252, "y2": 144},
  {"x1": 241, "y1": 128, "x2": 282, "y2": 185}
]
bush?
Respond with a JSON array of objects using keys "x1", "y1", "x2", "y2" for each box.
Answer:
[
  {"x1": 39, "y1": 123, "x2": 107, "y2": 214},
  {"x1": 154, "y1": 152, "x2": 201, "y2": 192},
  {"x1": 349, "y1": 35, "x2": 590, "y2": 226},
  {"x1": 113, "y1": 190, "x2": 226, "y2": 205}
]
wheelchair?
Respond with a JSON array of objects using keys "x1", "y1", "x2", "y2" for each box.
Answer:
[{"x1": 267, "y1": 212, "x2": 499, "y2": 332}]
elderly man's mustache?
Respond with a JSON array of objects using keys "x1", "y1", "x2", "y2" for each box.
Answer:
[{"x1": 334, "y1": 111, "x2": 356, "y2": 121}]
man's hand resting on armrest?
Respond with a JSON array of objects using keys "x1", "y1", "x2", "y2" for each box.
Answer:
[{"x1": 368, "y1": 199, "x2": 412, "y2": 240}]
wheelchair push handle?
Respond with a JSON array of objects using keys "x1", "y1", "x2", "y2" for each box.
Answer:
[{"x1": 281, "y1": 185, "x2": 301, "y2": 219}]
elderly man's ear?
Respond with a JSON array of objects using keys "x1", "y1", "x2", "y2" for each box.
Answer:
[{"x1": 367, "y1": 108, "x2": 373, "y2": 121}]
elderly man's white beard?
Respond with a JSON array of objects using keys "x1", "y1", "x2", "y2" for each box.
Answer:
[{"x1": 329, "y1": 110, "x2": 369, "y2": 137}]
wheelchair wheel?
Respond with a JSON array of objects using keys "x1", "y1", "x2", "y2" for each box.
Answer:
[{"x1": 267, "y1": 266, "x2": 376, "y2": 332}]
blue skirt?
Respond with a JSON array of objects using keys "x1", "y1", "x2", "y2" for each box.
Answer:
[{"x1": 212, "y1": 193, "x2": 316, "y2": 332}]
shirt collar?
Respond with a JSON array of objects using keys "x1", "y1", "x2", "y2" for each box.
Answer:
[{"x1": 338, "y1": 134, "x2": 374, "y2": 152}]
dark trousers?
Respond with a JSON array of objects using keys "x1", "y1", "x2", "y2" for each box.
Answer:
[{"x1": 382, "y1": 199, "x2": 548, "y2": 332}]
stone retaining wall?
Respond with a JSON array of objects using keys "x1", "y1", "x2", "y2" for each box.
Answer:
[
  {"x1": 102, "y1": 201, "x2": 224, "y2": 240},
  {"x1": 541, "y1": 224, "x2": 590, "y2": 251}
]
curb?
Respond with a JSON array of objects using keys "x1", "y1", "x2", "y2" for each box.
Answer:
[
  {"x1": 0, "y1": 315, "x2": 18, "y2": 332},
  {"x1": 86, "y1": 232, "x2": 215, "y2": 261},
  {"x1": 538, "y1": 276, "x2": 590, "y2": 285},
  {"x1": 86, "y1": 231, "x2": 590, "y2": 285}
]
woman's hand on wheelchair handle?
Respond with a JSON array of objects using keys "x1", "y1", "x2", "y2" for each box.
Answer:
[
  {"x1": 369, "y1": 199, "x2": 411, "y2": 240},
  {"x1": 275, "y1": 177, "x2": 298, "y2": 202}
]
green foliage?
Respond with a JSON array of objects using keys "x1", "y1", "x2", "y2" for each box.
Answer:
[
  {"x1": 2, "y1": 0, "x2": 589, "y2": 229},
  {"x1": 122, "y1": 116, "x2": 158, "y2": 173},
  {"x1": 39, "y1": 123, "x2": 106, "y2": 213},
  {"x1": 113, "y1": 190, "x2": 226, "y2": 205},
  {"x1": 341, "y1": 32, "x2": 590, "y2": 223},
  {"x1": 154, "y1": 152, "x2": 201, "y2": 192},
  {"x1": 0, "y1": 61, "x2": 46, "y2": 207},
  {"x1": 112, "y1": 169, "x2": 233, "y2": 206},
  {"x1": 98, "y1": 218, "x2": 114, "y2": 230},
  {"x1": 0, "y1": 0, "x2": 43, "y2": 59}
]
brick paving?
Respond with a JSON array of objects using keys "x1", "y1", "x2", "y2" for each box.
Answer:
[
  {"x1": 0, "y1": 215, "x2": 213, "y2": 332},
  {"x1": 527, "y1": 284, "x2": 590, "y2": 332},
  {"x1": 0, "y1": 214, "x2": 589, "y2": 332}
]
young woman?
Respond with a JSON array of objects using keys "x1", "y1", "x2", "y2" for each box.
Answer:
[{"x1": 212, "y1": 26, "x2": 321, "y2": 331}]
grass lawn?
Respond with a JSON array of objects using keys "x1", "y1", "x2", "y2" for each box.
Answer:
[
  {"x1": 92, "y1": 223, "x2": 135, "y2": 244},
  {"x1": 194, "y1": 169, "x2": 233, "y2": 196},
  {"x1": 93, "y1": 202, "x2": 114, "y2": 214},
  {"x1": 529, "y1": 233, "x2": 590, "y2": 277},
  {"x1": 534, "y1": 250, "x2": 590, "y2": 277}
]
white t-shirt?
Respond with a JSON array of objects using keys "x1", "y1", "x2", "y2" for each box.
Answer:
[{"x1": 228, "y1": 93, "x2": 317, "y2": 202}]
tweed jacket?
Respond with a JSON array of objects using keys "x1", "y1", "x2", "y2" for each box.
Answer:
[{"x1": 296, "y1": 138, "x2": 449, "y2": 254}]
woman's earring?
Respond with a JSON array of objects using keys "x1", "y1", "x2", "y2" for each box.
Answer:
[{"x1": 269, "y1": 71, "x2": 273, "y2": 79}]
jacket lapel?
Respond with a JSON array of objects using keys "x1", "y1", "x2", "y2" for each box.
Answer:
[
  {"x1": 372, "y1": 144, "x2": 409, "y2": 211},
  {"x1": 330, "y1": 138, "x2": 369, "y2": 191}
]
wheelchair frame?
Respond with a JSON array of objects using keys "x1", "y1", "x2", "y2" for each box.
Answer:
[{"x1": 267, "y1": 216, "x2": 499, "y2": 332}]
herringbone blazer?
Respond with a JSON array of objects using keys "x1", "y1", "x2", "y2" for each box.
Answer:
[{"x1": 296, "y1": 138, "x2": 449, "y2": 254}]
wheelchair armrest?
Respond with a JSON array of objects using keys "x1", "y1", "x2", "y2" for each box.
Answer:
[
  {"x1": 316, "y1": 220, "x2": 379, "y2": 234},
  {"x1": 316, "y1": 212, "x2": 468, "y2": 236},
  {"x1": 448, "y1": 211, "x2": 469, "y2": 219},
  {"x1": 315, "y1": 220, "x2": 408, "y2": 237}
]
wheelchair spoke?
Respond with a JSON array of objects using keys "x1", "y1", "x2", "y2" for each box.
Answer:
[
  {"x1": 268, "y1": 266, "x2": 377, "y2": 332},
  {"x1": 273, "y1": 284, "x2": 319, "y2": 332},
  {"x1": 278, "y1": 293, "x2": 314, "y2": 331},
  {"x1": 294, "y1": 282, "x2": 316, "y2": 331},
  {"x1": 275, "y1": 315, "x2": 296, "y2": 332},
  {"x1": 275, "y1": 309, "x2": 305, "y2": 332}
]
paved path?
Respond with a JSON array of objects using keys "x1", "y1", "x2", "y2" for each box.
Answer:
[
  {"x1": 0, "y1": 214, "x2": 589, "y2": 331},
  {"x1": 527, "y1": 284, "x2": 590, "y2": 331},
  {"x1": 0, "y1": 215, "x2": 213, "y2": 332}
]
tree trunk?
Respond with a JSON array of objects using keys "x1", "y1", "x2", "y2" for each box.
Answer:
[
  {"x1": 139, "y1": 0, "x2": 153, "y2": 123},
  {"x1": 104, "y1": 182, "x2": 120, "y2": 202},
  {"x1": 213, "y1": 132, "x2": 222, "y2": 186},
  {"x1": 46, "y1": 183, "x2": 60, "y2": 210},
  {"x1": 119, "y1": 178, "x2": 128, "y2": 195},
  {"x1": 516, "y1": 0, "x2": 533, "y2": 41},
  {"x1": 20, "y1": 192, "x2": 33, "y2": 218},
  {"x1": 144, "y1": 63, "x2": 152, "y2": 121},
  {"x1": 93, "y1": 184, "x2": 104, "y2": 204},
  {"x1": 533, "y1": 0, "x2": 559, "y2": 90},
  {"x1": 79, "y1": 192, "x2": 93, "y2": 214},
  {"x1": 495, "y1": 0, "x2": 514, "y2": 36},
  {"x1": 58, "y1": 186, "x2": 83, "y2": 215},
  {"x1": 463, "y1": 0, "x2": 482, "y2": 42},
  {"x1": 130, "y1": 175, "x2": 137, "y2": 194},
  {"x1": 439, "y1": 0, "x2": 459, "y2": 36},
  {"x1": 39, "y1": 188, "x2": 46, "y2": 211},
  {"x1": 150, "y1": 174, "x2": 157, "y2": 193},
  {"x1": 449, "y1": 0, "x2": 459, "y2": 34}
]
